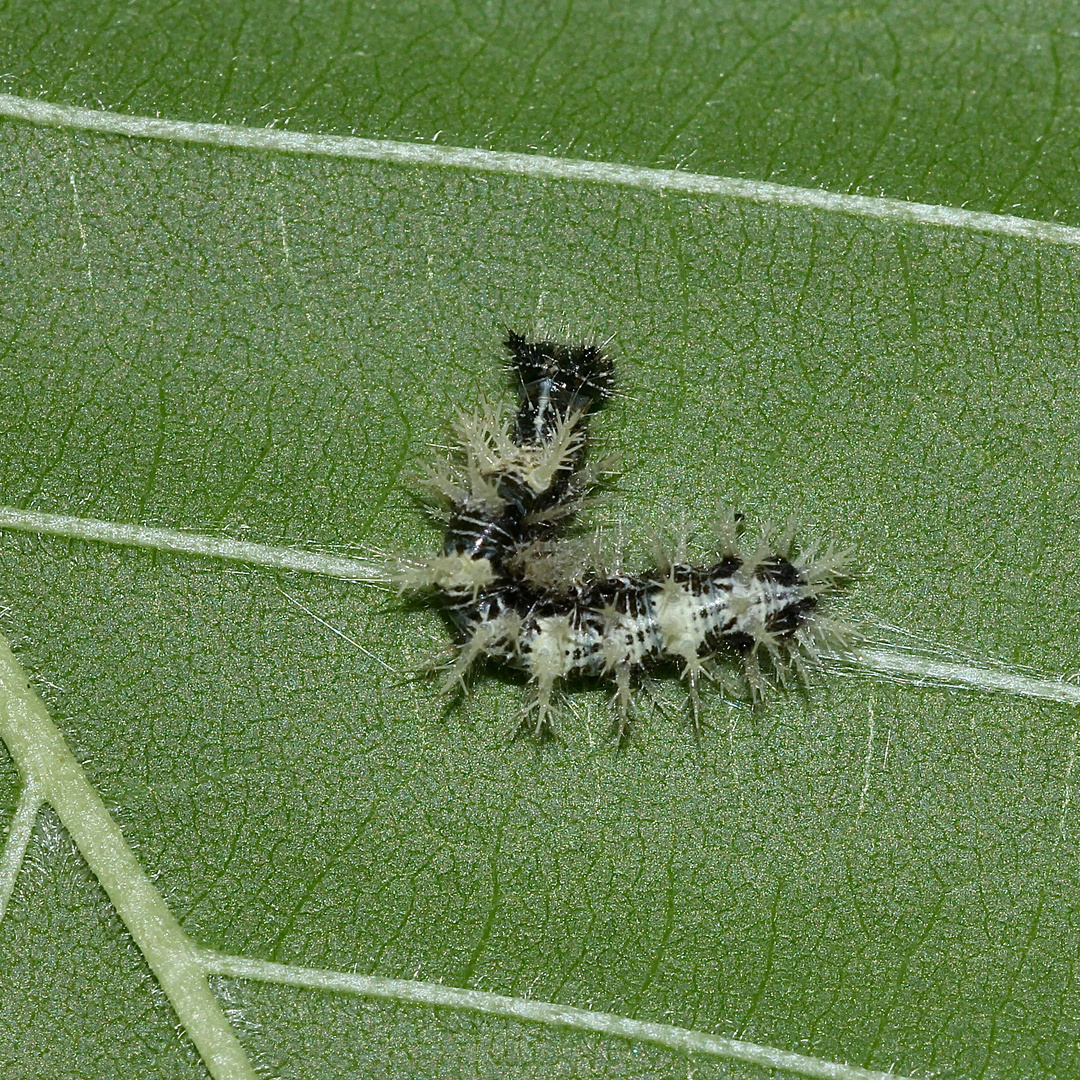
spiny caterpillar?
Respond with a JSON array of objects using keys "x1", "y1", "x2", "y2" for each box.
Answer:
[{"x1": 400, "y1": 332, "x2": 849, "y2": 739}]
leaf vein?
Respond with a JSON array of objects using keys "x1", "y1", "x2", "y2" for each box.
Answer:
[{"x1": 3, "y1": 93, "x2": 1080, "y2": 246}]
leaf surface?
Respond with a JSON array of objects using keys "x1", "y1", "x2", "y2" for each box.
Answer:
[
  {"x1": 1, "y1": 4, "x2": 1078, "y2": 1078},
  {"x1": 4, "y1": 0, "x2": 1080, "y2": 220}
]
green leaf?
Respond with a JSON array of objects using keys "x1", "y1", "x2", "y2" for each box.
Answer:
[
  {"x1": 4, "y1": 0, "x2": 1080, "y2": 222},
  {"x1": 2, "y1": 4, "x2": 1079, "y2": 1079}
]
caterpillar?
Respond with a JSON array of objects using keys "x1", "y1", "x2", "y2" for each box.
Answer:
[{"x1": 399, "y1": 332, "x2": 850, "y2": 739}]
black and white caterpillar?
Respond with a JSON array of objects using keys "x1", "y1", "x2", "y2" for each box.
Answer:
[{"x1": 401, "y1": 332, "x2": 849, "y2": 738}]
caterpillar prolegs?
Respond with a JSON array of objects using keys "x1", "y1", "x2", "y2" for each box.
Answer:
[{"x1": 400, "y1": 332, "x2": 850, "y2": 739}]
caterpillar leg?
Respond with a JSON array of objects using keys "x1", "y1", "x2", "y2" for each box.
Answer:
[
  {"x1": 439, "y1": 623, "x2": 498, "y2": 695},
  {"x1": 613, "y1": 661, "x2": 634, "y2": 742},
  {"x1": 523, "y1": 614, "x2": 577, "y2": 738},
  {"x1": 532, "y1": 671, "x2": 558, "y2": 737}
]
